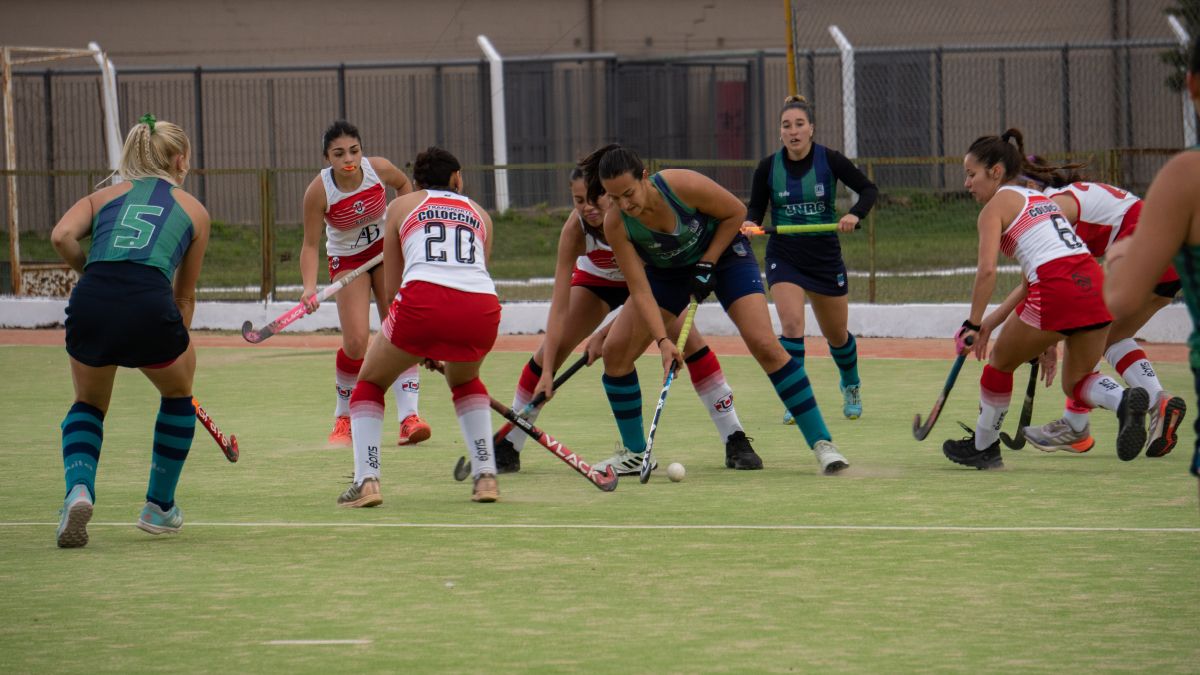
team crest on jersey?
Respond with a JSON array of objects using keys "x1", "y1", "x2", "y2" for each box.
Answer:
[
  {"x1": 400, "y1": 380, "x2": 419, "y2": 392},
  {"x1": 353, "y1": 200, "x2": 365, "y2": 215},
  {"x1": 815, "y1": 183, "x2": 825, "y2": 197}
]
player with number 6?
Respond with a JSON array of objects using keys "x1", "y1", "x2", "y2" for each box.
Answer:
[
  {"x1": 299, "y1": 121, "x2": 431, "y2": 449},
  {"x1": 943, "y1": 129, "x2": 1147, "y2": 470}
]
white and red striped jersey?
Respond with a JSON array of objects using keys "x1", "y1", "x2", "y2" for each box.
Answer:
[
  {"x1": 397, "y1": 190, "x2": 495, "y2": 295},
  {"x1": 998, "y1": 186, "x2": 1089, "y2": 284},
  {"x1": 1044, "y1": 182, "x2": 1141, "y2": 256},
  {"x1": 574, "y1": 216, "x2": 624, "y2": 284},
  {"x1": 322, "y1": 157, "x2": 388, "y2": 257}
]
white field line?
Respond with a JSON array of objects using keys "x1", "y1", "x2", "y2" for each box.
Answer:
[
  {"x1": 199, "y1": 266, "x2": 1022, "y2": 294},
  {"x1": 262, "y1": 640, "x2": 371, "y2": 646},
  {"x1": 2, "y1": 521, "x2": 1197, "y2": 533}
]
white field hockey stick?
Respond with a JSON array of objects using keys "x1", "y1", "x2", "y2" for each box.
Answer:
[
  {"x1": 640, "y1": 298, "x2": 698, "y2": 484},
  {"x1": 240, "y1": 251, "x2": 385, "y2": 343}
]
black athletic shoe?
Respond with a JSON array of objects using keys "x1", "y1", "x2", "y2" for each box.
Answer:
[
  {"x1": 495, "y1": 438, "x2": 521, "y2": 474},
  {"x1": 1115, "y1": 386, "x2": 1149, "y2": 462},
  {"x1": 725, "y1": 431, "x2": 763, "y2": 470},
  {"x1": 942, "y1": 422, "x2": 1004, "y2": 470}
]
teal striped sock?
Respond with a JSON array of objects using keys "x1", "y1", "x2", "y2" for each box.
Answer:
[
  {"x1": 779, "y1": 336, "x2": 805, "y2": 371},
  {"x1": 62, "y1": 401, "x2": 104, "y2": 501},
  {"x1": 830, "y1": 333, "x2": 861, "y2": 388},
  {"x1": 602, "y1": 371, "x2": 646, "y2": 454},
  {"x1": 768, "y1": 359, "x2": 831, "y2": 447},
  {"x1": 146, "y1": 396, "x2": 195, "y2": 511}
]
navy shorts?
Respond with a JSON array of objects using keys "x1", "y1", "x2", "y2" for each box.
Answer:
[
  {"x1": 765, "y1": 233, "x2": 848, "y2": 297},
  {"x1": 65, "y1": 262, "x2": 190, "y2": 368},
  {"x1": 579, "y1": 284, "x2": 630, "y2": 311},
  {"x1": 644, "y1": 236, "x2": 764, "y2": 316}
]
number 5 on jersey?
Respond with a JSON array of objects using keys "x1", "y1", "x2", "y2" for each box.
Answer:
[{"x1": 114, "y1": 204, "x2": 162, "y2": 249}]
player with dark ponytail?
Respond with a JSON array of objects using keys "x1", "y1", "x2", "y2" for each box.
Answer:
[
  {"x1": 581, "y1": 143, "x2": 848, "y2": 475},
  {"x1": 944, "y1": 128, "x2": 1147, "y2": 470}
]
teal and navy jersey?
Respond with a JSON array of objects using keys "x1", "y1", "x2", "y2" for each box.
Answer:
[
  {"x1": 620, "y1": 173, "x2": 717, "y2": 269},
  {"x1": 769, "y1": 145, "x2": 837, "y2": 227},
  {"x1": 746, "y1": 143, "x2": 878, "y2": 230},
  {"x1": 86, "y1": 178, "x2": 195, "y2": 280}
]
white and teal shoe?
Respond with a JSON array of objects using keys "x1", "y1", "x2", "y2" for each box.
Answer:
[
  {"x1": 594, "y1": 445, "x2": 655, "y2": 476},
  {"x1": 782, "y1": 410, "x2": 795, "y2": 425},
  {"x1": 841, "y1": 383, "x2": 862, "y2": 419},
  {"x1": 56, "y1": 484, "x2": 94, "y2": 549},
  {"x1": 812, "y1": 440, "x2": 849, "y2": 475},
  {"x1": 137, "y1": 502, "x2": 184, "y2": 535}
]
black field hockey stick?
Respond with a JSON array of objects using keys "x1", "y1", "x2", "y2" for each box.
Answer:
[
  {"x1": 999, "y1": 359, "x2": 1040, "y2": 450},
  {"x1": 241, "y1": 251, "x2": 383, "y2": 343},
  {"x1": 453, "y1": 353, "x2": 591, "y2": 481},
  {"x1": 426, "y1": 364, "x2": 616, "y2": 492},
  {"x1": 912, "y1": 335, "x2": 974, "y2": 441},
  {"x1": 640, "y1": 298, "x2": 699, "y2": 484}
]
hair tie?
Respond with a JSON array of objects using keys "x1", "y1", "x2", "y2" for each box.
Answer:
[{"x1": 139, "y1": 113, "x2": 157, "y2": 133}]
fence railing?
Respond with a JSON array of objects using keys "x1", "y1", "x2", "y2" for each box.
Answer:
[{"x1": 2, "y1": 147, "x2": 1177, "y2": 302}]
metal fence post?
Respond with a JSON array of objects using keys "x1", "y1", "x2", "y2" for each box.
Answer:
[
  {"x1": 934, "y1": 48, "x2": 944, "y2": 189},
  {"x1": 193, "y1": 66, "x2": 206, "y2": 204},
  {"x1": 1061, "y1": 45, "x2": 1071, "y2": 152},
  {"x1": 337, "y1": 63, "x2": 347, "y2": 120},
  {"x1": 43, "y1": 69, "x2": 55, "y2": 219},
  {"x1": 866, "y1": 160, "x2": 876, "y2": 303},
  {"x1": 259, "y1": 169, "x2": 275, "y2": 301}
]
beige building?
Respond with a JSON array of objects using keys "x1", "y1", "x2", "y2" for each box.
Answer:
[{"x1": 0, "y1": 0, "x2": 1178, "y2": 66}]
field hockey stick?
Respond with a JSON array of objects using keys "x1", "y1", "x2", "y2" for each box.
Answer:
[
  {"x1": 741, "y1": 222, "x2": 851, "y2": 236},
  {"x1": 999, "y1": 359, "x2": 1039, "y2": 450},
  {"x1": 453, "y1": 353, "x2": 591, "y2": 481},
  {"x1": 912, "y1": 335, "x2": 974, "y2": 441},
  {"x1": 193, "y1": 398, "x2": 239, "y2": 462},
  {"x1": 240, "y1": 251, "x2": 385, "y2": 343},
  {"x1": 640, "y1": 298, "x2": 699, "y2": 484},
  {"x1": 424, "y1": 364, "x2": 616, "y2": 491}
]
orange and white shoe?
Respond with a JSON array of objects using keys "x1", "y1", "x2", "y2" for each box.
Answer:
[
  {"x1": 1146, "y1": 392, "x2": 1187, "y2": 458},
  {"x1": 328, "y1": 415, "x2": 352, "y2": 447},
  {"x1": 1023, "y1": 418, "x2": 1095, "y2": 453},
  {"x1": 397, "y1": 414, "x2": 432, "y2": 446}
]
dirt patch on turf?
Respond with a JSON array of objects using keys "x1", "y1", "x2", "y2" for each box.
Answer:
[{"x1": 0, "y1": 328, "x2": 1188, "y2": 362}]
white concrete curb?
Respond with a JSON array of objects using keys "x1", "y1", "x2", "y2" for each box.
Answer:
[{"x1": 0, "y1": 297, "x2": 1188, "y2": 342}]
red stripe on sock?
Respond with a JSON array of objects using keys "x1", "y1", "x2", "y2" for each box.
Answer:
[
  {"x1": 980, "y1": 365, "x2": 1013, "y2": 394},
  {"x1": 685, "y1": 349, "x2": 721, "y2": 384},
  {"x1": 349, "y1": 380, "x2": 386, "y2": 418},
  {"x1": 451, "y1": 378, "x2": 488, "y2": 402},
  {"x1": 336, "y1": 348, "x2": 364, "y2": 375},
  {"x1": 1071, "y1": 372, "x2": 1101, "y2": 407},
  {"x1": 1065, "y1": 397, "x2": 1090, "y2": 414},
  {"x1": 1114, "y1": 349, "x2": 1147, "y2": 376},
  {"x1": 517, "y1": 362, "x2": 540, "y2": 396}
]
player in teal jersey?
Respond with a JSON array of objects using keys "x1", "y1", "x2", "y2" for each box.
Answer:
[
  {"x1": 1105, "y1": 37, "x2": 1200, "y2": 498},
  {"x1": 581, "y1": 144, "x2": 848, "y2": 475},
  {"x1": 50, "y1": 115, "x2": 210, "y2": 548},
  {"x1": 744, "y1": 95, "x2": 878, "y2": 423}
]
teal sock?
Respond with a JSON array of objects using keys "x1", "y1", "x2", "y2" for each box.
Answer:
[
  {"x1": 830, "y1": 333, "x2": 861, "y2": 388},
  {"x1": 62, "y1": 401, "x2": 104, "y2": 501},
  {"x1": 768, "y1": 359, "x2": 831, "y2": 447},
  {"x1": 779, "y1": 336, "x2": 805, "y2": 371},
  {"x1": 146, "y1": 396, "x2": 195, "y2": 511},
  {"x1": 602, "y1": 370, "x2": 646, "y2": 454}
]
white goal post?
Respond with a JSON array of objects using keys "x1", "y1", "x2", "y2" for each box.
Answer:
[{"x1": 2, "y1": 43, "x2": 120, "y2": 295}]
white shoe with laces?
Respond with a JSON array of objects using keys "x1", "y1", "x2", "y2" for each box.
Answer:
[
  {"x1": 812, "y1": 440, "x2": 849, "y2": 475},
  {"x1": 594, "y1": 445, "x2": 655, "y2": 476}
]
